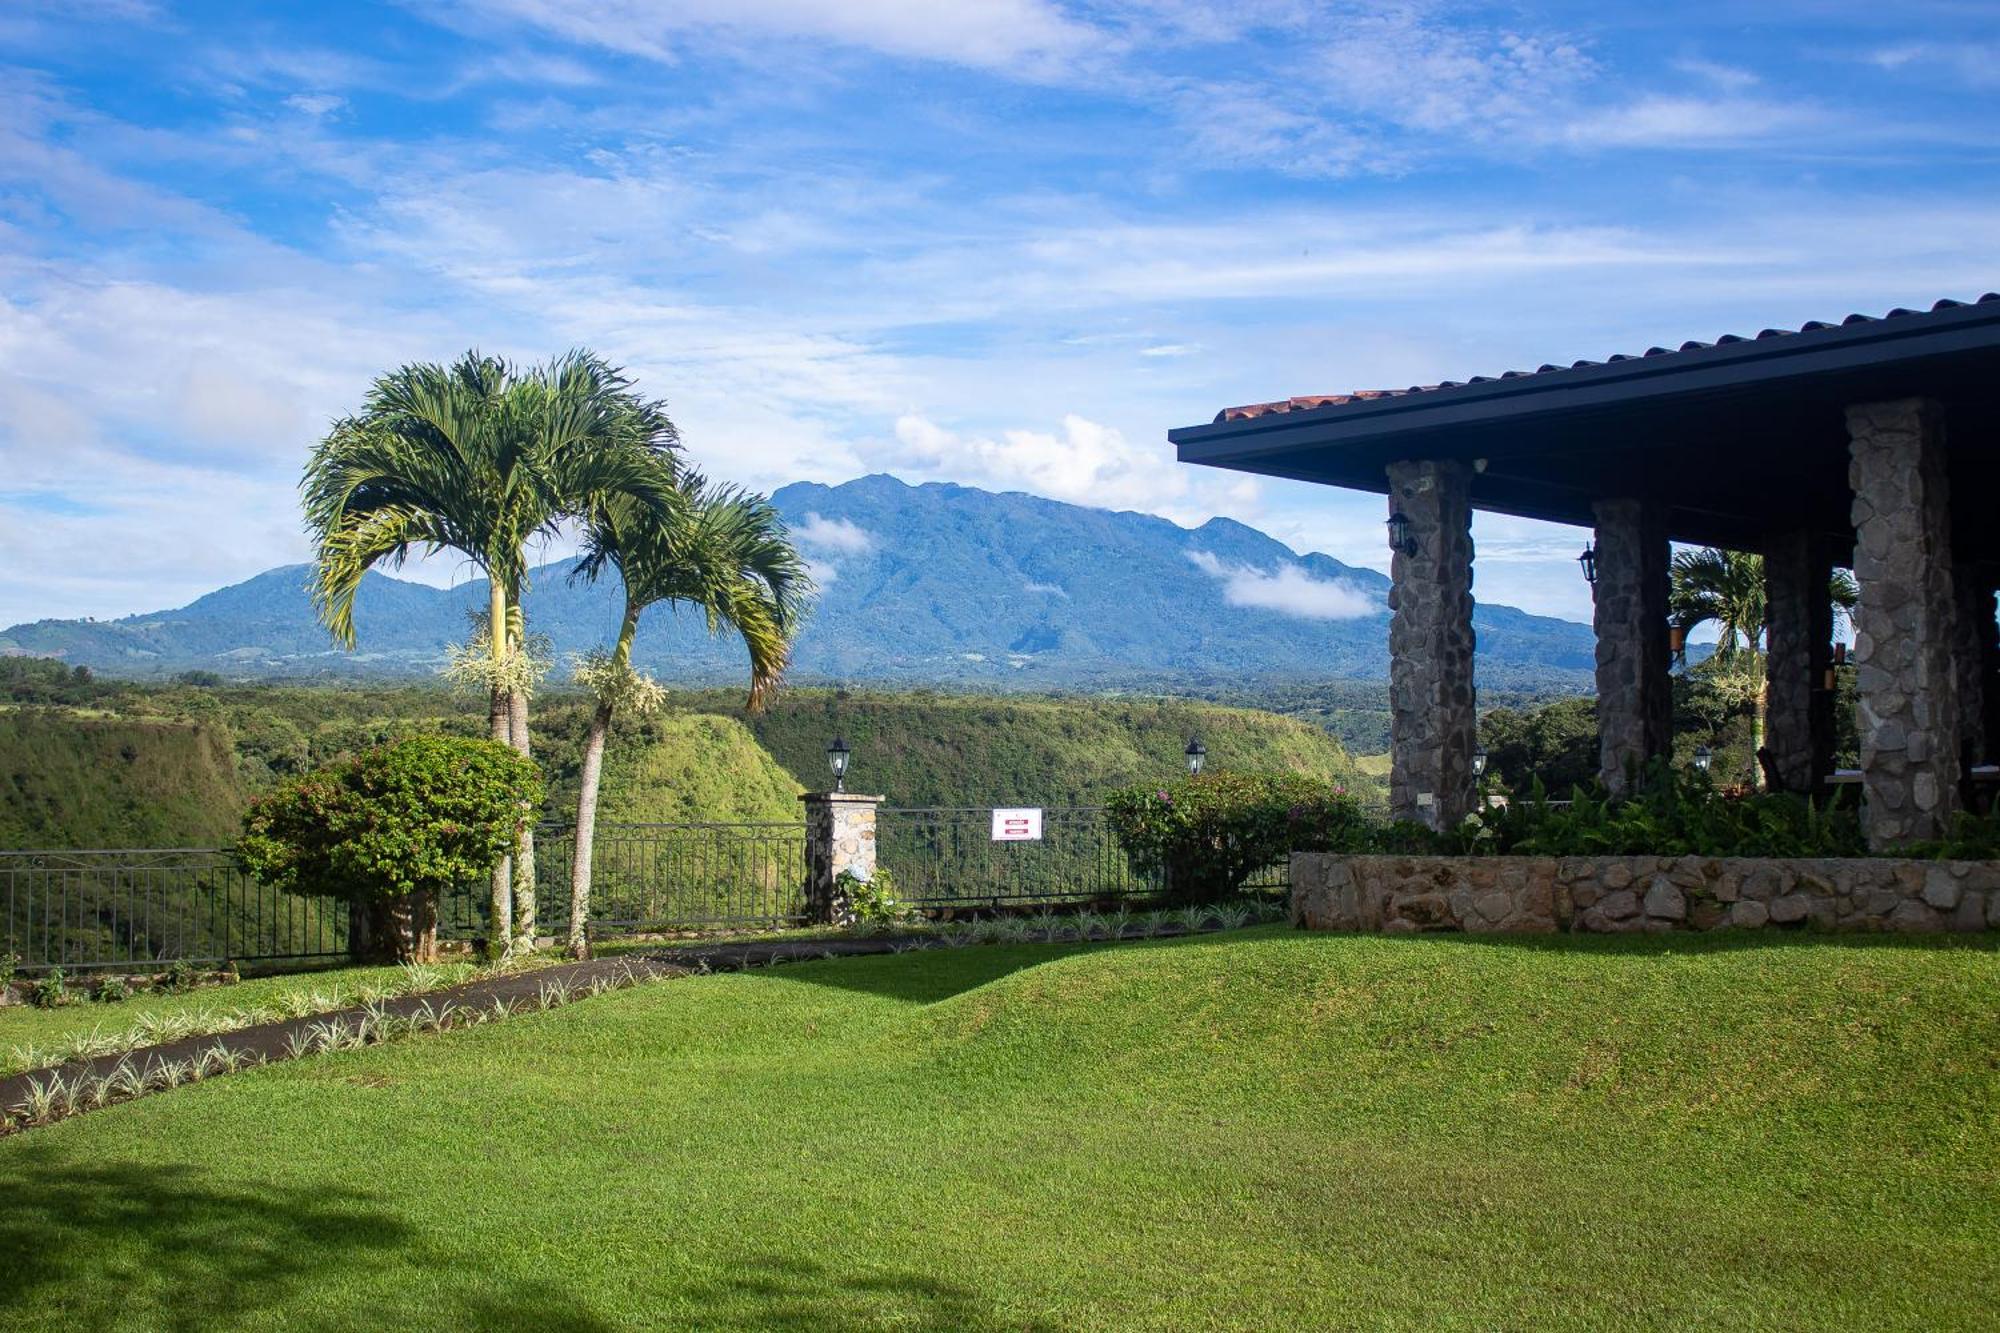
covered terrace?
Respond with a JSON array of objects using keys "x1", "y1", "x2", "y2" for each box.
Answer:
[{"x1": 1169, "y1": 295, "x2": 2000, "y2": 849}]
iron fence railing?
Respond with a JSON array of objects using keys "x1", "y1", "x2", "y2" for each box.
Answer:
[
  {"x1": 0, "y1": 848, "x2": 350, "y2": 973},
  {"x1": 536, "y1": 822, "x2": 809, "y2": 933},
  {"x1": 878, "y1": 806, "x2": 1166, "y2": 908}
]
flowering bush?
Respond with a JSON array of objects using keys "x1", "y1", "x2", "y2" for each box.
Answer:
[
  {"x1": 1105, "y1": 771, "x2": 1371, "y2": 904},
  {"x1": 237, "y1": 735, "x2": 541, "y2": 962}
]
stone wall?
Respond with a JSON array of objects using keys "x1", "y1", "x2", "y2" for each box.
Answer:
[{"x1": 1291, "y1": 852, "x2": 2000, "y2": 935}]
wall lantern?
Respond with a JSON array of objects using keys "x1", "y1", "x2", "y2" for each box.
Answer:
[
  {"x1": 1692, "y1": 744, "x2": 1713, "y2": 775},
  {"x1": 1471, "y1": 748, "x2": 1488, "y2": 779},
  {"x1": 1185, "y1": 736, "x2": 1208, "y2": 777},
  {"x1": 1386, "y1": 511, "x2": 1417, "y2": 557},
  {"x1": 826, "y1": 737, "x2": 852, "y2": 792},
  {"x1": 1577, "y1": 543, "x2": 1598, "y2": 586},
  {"x1": 1668, "y1": 624, "x2": 1687, "y2": 656}
]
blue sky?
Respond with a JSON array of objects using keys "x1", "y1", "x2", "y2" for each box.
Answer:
[{"x1": 2, "y1": 0, "x2": 1996, "y2": 630}]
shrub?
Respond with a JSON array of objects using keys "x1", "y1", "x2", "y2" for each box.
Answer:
[
  {"x1": 1106, "y1": 771, "x2": 1370, "y2": 904},
  {"x1": 94, "y1": 975, "x2": 133, "y2": 1004},
  {"x1": 157, "y1": 959, "x2": 200, "y2": 995},
  {"x1": 238, "y1": 735, "x2": 541, "y2": 963},
  {"x1": 29, "y1": 968, "x2": 67, "y2": 1009},
  {"x1": 839, "y1": 867, "x2": 912, "y2": 930}
]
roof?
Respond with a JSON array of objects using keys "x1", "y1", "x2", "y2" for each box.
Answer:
[
  {"x1": 1170, "y1": 294, "x2": 2000, "y2": 559},
  {"x1": 1211, "y1": 295, "x2": 2000, "y2": 423}
]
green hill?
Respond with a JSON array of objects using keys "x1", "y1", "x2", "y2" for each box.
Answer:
[
  {"x1": 0, "y1": 712, "x2": 248, "y2": 848},
  {"x1": 713, "y1": 689, "x2": 1376, "y2": 809}
]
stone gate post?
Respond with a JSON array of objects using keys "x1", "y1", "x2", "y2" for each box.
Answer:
[
  {"x1": 801, "y1": 792, "x2": 884, "y2": 925},
  {"x1": 1592, "y1": 498, "x2": 1672, "y2": 794},
  {"x1": 1385, "y1": 458, "x2": 1477, "y2": 831}
]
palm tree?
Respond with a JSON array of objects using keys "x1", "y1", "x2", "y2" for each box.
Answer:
[
  {"x1": 302, "y1": 349, "x2": 680, "y2": 954},
  {"x1": 1670, "y1": 547, "x2": 1861, "y2": 787},
  {"x1": 564, "y1": 476, "x2": 811, "y2": 958}
]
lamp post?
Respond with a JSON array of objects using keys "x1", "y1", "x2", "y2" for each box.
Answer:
[
  {"x1": 1692, "y1": 744, "x2": 1712, "y2": 776},
  {"x1": 826, "y1": 737, "x2": 852, "y2": 793},
  {"x1": 1184, "y1": 736, "x2": 1207, "y2": 777}
]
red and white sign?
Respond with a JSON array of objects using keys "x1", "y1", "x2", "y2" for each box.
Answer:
[{"x1": 990, "y1": 808, "x2": 1044, "y2": 841}]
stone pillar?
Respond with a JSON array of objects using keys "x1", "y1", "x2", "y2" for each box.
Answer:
[
  {"x1": 1764, "y1": 530, "x2": 1834, "y2": 795},
  {"x1": 1385, "y1": 459, "x2": 1477, "y2": 830},
  {"x1": 800, "y1": 792, "x2": 883, "y2": 926},
  {"x1": 1847, "y1": 398, "x2": 1961, "y2": 848},
  {"x1": 1591, "y1": 499, "x2": 1671, "y2": 794}
]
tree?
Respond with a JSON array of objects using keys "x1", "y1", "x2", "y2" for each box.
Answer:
[
  {"x1": 563, "y1": 476, "x2": 811, "y2": 957},
  {"x1": 1670, "y1": 547, "x2": 1861, "y2": 788},
  {"x1": 301, "y1": 350, "x2": 680, "y2": 955},
  {"x1": 238, "y1": 736, "x2": 541, "y2": 964}
]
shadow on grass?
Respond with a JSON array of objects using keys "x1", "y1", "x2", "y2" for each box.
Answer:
[
  {"x1": 0, "y1": 1163, "x2": 611, "y2": 1332},
  {"x1": 1384, "y1": 927, "x2": 2000, "y2": 959},
  {"x1": 755, "y1": 929, "x2": 1256, "y2": 1005},
  {"x1": 677, "y1": 1253, "x2": 1051, "y2": 1331}
]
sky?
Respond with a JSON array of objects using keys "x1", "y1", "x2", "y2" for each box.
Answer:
[{"x1": 2, "y1": 0, "x2": 1996, "y2": 632}]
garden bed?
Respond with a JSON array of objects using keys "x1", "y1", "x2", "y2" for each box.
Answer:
[{"x1": 1292, "y1": 852, "x2": 2000, "y2": 934}]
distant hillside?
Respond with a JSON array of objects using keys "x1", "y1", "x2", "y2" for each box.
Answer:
[
  {"x1": 712, "y1": 689, "x2": 1377, "y2": 810},
  {"x1": 1, "y1": 475, "x2": 1595, "y2": 691},
  {"x1": 0, "y1": 713, "x2": 248, "y2": 847}
]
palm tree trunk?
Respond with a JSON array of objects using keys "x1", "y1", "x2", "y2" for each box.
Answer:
[
  {"x1": 569, "y1": 700, "x2": 613, "y2": 959},
  {"x1": 569, "y1": 604, "x2": 640, "y2": 961},
  {"x1": 1752, "y1": 674, "x2": 1768, "y2": 791},
  {"x1": 509, "y1": 684, "x2": 537, "y2": 953},
  {"x1": 487, "y1": 579, "x2": 512, "y2": 957}
]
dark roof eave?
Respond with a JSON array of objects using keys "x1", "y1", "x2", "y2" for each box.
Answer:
[{"x1": 1169, "y1": 297, "x2": 2000, "y2": 468}]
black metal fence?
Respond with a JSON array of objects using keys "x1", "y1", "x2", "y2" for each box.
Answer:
[
  {"x1": 878, "y1": 807, "x2": 1165, "y2": 908},
  {"x1": 0, "y1": 848, "x2": 350, "y2": 973},
  {"x1": 2, "y1": 808, "x2": 1286, "y2": 973}
]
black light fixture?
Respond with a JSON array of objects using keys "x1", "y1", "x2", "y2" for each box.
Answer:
[
  {"x1": 1472, "y1": 748, "x2": 1488, "y2": 780},
  {"x1": 826, "y1": 737, "x2": 852, "y2": 792},
  {"x1": 1577, "y1": 543, "x2": 1598, "y2": 586},
  {"x1": 1185, "y1": 736, "x2": 1207, "y2": 776},
  {"x1": 1692, "y1": 744, "x2": 1712, "y2": 775},
  {"x1": 1386, "y1": 510, "x2": 1416, "y2": 557}
]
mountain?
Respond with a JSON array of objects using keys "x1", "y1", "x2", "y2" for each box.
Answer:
[{"x1": 0, "y1": 474, "x2": 1595, "y2": 689}]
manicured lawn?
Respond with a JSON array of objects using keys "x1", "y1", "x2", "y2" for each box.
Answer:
[{"x1": 1, "y1": 927, "x2": 1994, "y2": 1330}]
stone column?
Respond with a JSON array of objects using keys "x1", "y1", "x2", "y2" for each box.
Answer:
[
  {"x1": 1764, "y1": 530, "x2": 1834, "y2": 795},
  {"x1": 1847, "y1": 398, "x2": 1961, "y2": 848},
  {"x1": 1385, "y1": 459, "x2": 1477, "y2": 830},
  {"x1": 1592, "y1": 499, "x2": 1672, "y2": 794},
  {"x1": 800, "y1": 792, "x2": 884, "y2": 926}
]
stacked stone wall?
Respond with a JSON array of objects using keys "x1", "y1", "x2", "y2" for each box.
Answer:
[{"x1": 1292, "y1": 852, "x2": 2000, "y2": 935}]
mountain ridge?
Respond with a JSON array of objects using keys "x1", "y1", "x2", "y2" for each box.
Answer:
[{"x1": 0, "y1": 474, "x2": 1595, "y2": 690}]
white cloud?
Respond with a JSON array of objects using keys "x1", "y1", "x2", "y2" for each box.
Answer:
[
  {"x1": 1185, "y1": 551, "x2": 1376, "y2": 621},
  {"x1": 283, "y1": 93, "x2": 347, "y2": 117},
  {"x1": 795, "y1": 511, "x2": 874, "y2": 554},
  {"x1": 1023, "y1": 580, "x2": 1066, "y2": 597},
  {"x1": 1865, "y1": 41, "x2": 2000, "y2": 90},
  {"x1": 803, "y1": 558, "x2": 840, "y2": 588},
  {"x1": 455, "y1": 0, "x2": 1104, "y2": 76},
  {"x1": 887, "y1": 411, "x2": 1189, "y2": 512}
]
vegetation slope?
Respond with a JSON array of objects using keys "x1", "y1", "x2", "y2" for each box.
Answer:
[{"x1": 0, "y1": 929, "x2": 1991, "y2": 1329}]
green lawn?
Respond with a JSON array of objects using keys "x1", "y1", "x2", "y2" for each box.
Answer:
[{"x1": 2, "y1": 927, "x2": 1994, "y2": 1330}]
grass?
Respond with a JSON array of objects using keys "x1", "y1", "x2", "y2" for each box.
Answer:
[{"x1": 1, "y1": 927, "x2": 1994, "y2": 1330}]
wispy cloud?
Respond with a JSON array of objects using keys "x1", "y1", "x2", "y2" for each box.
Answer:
[
  {"x1": 1186, "y1": 551, "x2": 1376, "y2": 621},
  {"x1": 795, "y1": 512, "x2": 874, "y2": 555}
]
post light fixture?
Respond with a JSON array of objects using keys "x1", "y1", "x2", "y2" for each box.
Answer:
[
  {"x1": 1385, "y1": 510, "x2": 1416, "y2": 557},
  {"x1": 1471, "y1": 748, "x2": 1488, "y2": 780},
  {"x1": 826, "y1": 737, "x2": 852, "y2": 792},
  {"x1": 1577, "y1": 543, "x2": 1598, "y2": 586},
  {"x1": 1185, "y1": 736, "x2": 1208, "y2": 777},
  {"x1": 1692, "y1": 744, "x2": 1713, "y2": 775}
]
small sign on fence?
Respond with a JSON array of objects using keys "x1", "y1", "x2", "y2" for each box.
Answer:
[{"x1": 990, "y1": 808, "x2": 1044, "y2": 841}]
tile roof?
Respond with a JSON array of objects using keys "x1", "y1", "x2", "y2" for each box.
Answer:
[{"x1": 1214, "y1": 294, "x2": 2000, "y2": 423}]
